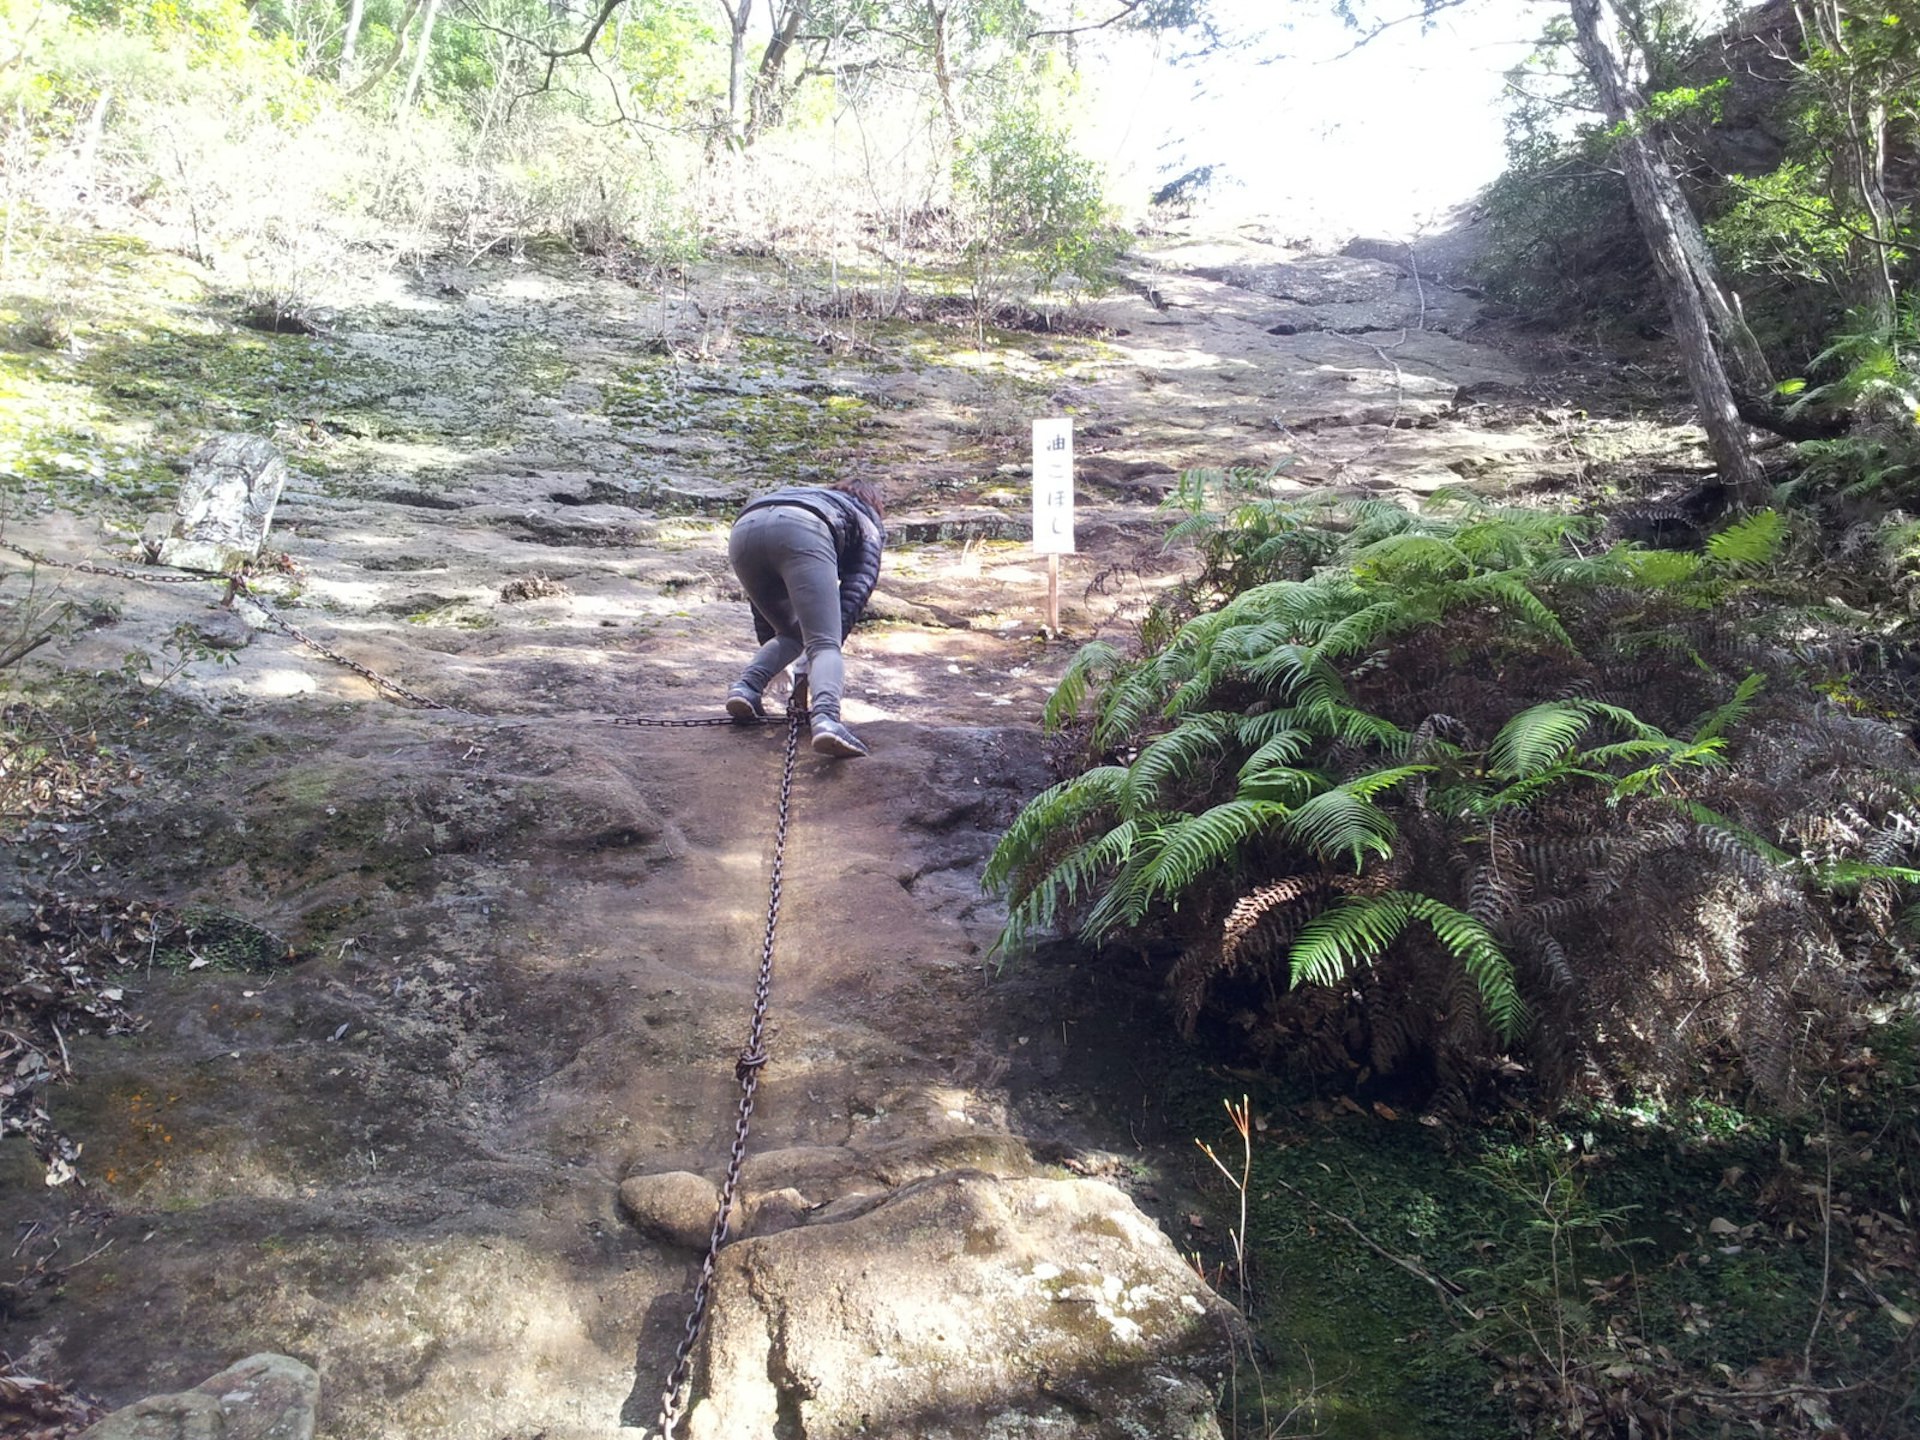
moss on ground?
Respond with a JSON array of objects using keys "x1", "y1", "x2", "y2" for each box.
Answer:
[
  {"x1": 600, "y1": 349, "x2": 876, "y2": 486},
  {"x1": 0, "y1": 228, "x2": 410, "y2": 510}
]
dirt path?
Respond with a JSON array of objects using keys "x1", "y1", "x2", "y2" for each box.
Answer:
[{"x1": 1, "y1": 218, "x2": 1695, "y2": 1437}]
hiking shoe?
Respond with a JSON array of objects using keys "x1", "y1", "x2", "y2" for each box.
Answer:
[
  {"x1": 809, "y1": 716, "x2": 870, "y2": 758},
  {"x1": 726, "y1": 683, "x2": 765, "y2": 721}
]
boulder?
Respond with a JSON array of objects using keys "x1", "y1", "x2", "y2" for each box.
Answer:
[
  {"x1": 79, "y1": 1352, "x2": 318, "y2": 1440},
  {"x1": 620, "y1": 1169, "x2": 722, "y2": 1249},
  {"x1": 150, "y1": 434, "x2": 289, "y2": 572},
  {"x1": 684, "y1": 1171, "x2": 1238, "y2": 1440}
]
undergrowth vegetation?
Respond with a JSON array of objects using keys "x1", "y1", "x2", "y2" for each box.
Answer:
[
  {"x1": 0, "y1": 0, "x2": 1150, "y2": 327},
  {"x1": 989, "y1": 471, "x2": 1920, "y2": 1114}
]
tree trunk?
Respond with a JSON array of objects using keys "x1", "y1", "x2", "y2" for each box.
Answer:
[
  {"x1": 396, "y1": 0, "x2": 441, "y2": 118},
  {"x1": 339, "y1": 0, "x2": 366, "y2": 82},
  {"x1": 928, "y1": 0, "x2": 957, "y2": 137},
  {"x1": 65, "y1": 85, "x2": 111, "y2": 207},
  {"x1": 1573, "y1": 0, "x2": 1771, "y2": 396},
  {"x1": 746, "y1": 0, "x2": 808, "y2": 142},
  {"x1": 1569, "y1": 0, "x2": 1767, "y2": 509},
  {"x1": 718, "y1": 0, "x2": 754, "y2": 140},
  {"x1": 345, "y1": 0, "x2": 423, "y2": 98},
  {"x1": 1795, "y1": 0, "x2": 1898, "y2": 323}
]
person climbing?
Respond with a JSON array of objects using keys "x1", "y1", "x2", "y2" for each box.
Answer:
[{"x1": 725, "y1": 476, "x2": 886, "y2": 758}]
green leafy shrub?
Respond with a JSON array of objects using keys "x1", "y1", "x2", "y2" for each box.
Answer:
[
  {"x1": 987, "y1": 484, "x2": 1920, "y2": 1111},
  {"x1": 1775, "y1": 300, "x2": 1920, "y2": 507},
  {"x1": 953, "y1": 102, "x2": 1124, "y2": 325}
]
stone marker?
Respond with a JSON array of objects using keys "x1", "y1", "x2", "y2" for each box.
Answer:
[
  {"x1": 79, "y1": 1352, "x2": 319, "y2": 1440},
  {"x1": 685, "y1": 1171, "x2": 1238, "y2": 1440},
  {"x1": 147, "y1": 434, "x2": 289, "y2": 572}
]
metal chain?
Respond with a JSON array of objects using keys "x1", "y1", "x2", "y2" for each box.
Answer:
[
  {"x1": 602, "y1": 714, "x2": 745, "y2": 730},
  {"x1": 230, "y1": 584, "x2": 457, "y2": 711},
  {"x1": 14, "y1": 536, "x2": 810, "y2": 1430},
  {"x1": 0, "y1": 538, "x2": 223, "y2": 584},
  {"x1": 651, "y1": 692, "x2": 803, "y2": 1440}
]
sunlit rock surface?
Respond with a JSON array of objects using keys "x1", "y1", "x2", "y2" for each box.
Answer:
[
  {"x1": 80, "y1": 1353, "x2": 318, "y2": 1440},
  {"x1": 686, "y1": 1172, "x2": 1235, "y2": 1440}
]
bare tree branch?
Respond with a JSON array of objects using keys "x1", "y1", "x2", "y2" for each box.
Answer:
[
  {"x1": 1314, "y1": 0, "x2": 1474, "y2": 63},
  {"x1": 344, "y1": 0, "x2": 425, "y2": 98},
  {"x1": 1026, "y1": 0, "x2": 1151, "y2": 41}
]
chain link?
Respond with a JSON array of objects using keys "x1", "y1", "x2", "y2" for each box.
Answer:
[
  {"x1": 0, "y1": 538, "x2": 456, "y2": 706},
  {"x1": 602, "y1": 713, "x2": 746, "y2": 730},
  {"x1": 0, "y1": 538, "x2": 224, "y2": 584},
  {"x1": 651, "y1": 692, "x2": 803, "y2": 1440},
  {"x1": 229, "y1": 583, "x2": 460, "y2": 711}
]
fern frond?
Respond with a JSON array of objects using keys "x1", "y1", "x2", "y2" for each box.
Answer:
[
  {"x1": 1282, "y1": 783, "x2": 1405, "y2": 868},
  {"x1": 1488, "y1": 702, "x2": 1596, "y2": 779},
  {"x1": 1044, "y1": 640, "x2": 1124, "y2": 732},
  {"x1": 1221, "y1": 873, "x2": 1326, "y2": 962},
  {"x1": 1706, "y1": 509, "x2": 1786, "y2": 572},
  {"x1": 1535, "y1": 550, "x2": 1643, "y2": 586},
  {"x1": 1455, "y1": 573, "x2": 1575, "y2": 649},
  {"x1": 1811, "y1": 859, "x2": 1920, "y2": 891},
  {"x1": 1353, "y1": 532, "x2": 1471, "y2": 577},
  {"x1": 1581, "y1": 737, "x2": 1687, "y2": 767},
  {"x1": 1246, "y1": 642, "x2": 1341, "y2": 697},
  {"x1": 1237, "y1": 726, "x2": 1314, "y2": 779},
  {"x1": 1622, "y1": 547, "x2": 1706, "y2": 589},
  {"x1": 995, "y1": 819, "x2": 1142, "y2": 953},
  {"x1": 1119, "y1": 714, "x2": 1236, "y2": 815},
  {"x1": 1341, "y1": 764, "x2": 1435, "y2": 800},
  {"x1": 1405, "y1": 894, "x2": 1527, "y2": 1040},
  {"x1": 1314, "y1": 600, "x2": 1409, "y2": 658},
  {"x1": 1162, "y1": 511, "x2": 1225, "y2": 549},
  {"x1": 1237, "y1": 765, "x2": 1326, "y2": 807},
  {"x1": 1134, "y1": 799, "x2": 1291, "y2": 911},
  {"x1": 981, "y1": 766, "x2": 1128, "y2": 893},
  {"x1": 1289, "y1": 893, "x2": 1416, "y2": 988},
  {"x1": 1691, "y1": 672, "x2": 1767, "y2": 744},
  {"x1": 1093, "y1": 661, "x2": 1169, "y2": 748}
]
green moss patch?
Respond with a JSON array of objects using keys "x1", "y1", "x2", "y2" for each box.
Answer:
[{"x1": 600, "y1": 352, "x2": 876, "y2": 486}]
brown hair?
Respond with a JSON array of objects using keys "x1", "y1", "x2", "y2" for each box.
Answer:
[{"x1": 832, "y1": 476, "x2": 885, "y2": 519}]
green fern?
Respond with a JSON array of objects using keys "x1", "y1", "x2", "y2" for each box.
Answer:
[
  {"x1": 1118, "y1": 714, "x2": 1237, "y2": 815},
  {"x1": 1237, "y1": 727, "x2": 1315, "y2": 779},
  {"x1": 1454, "y1": 573, "x2": 1576, "y2": 649},
  {"x1": 982, "y1": 766, "x2": 1128, "y2": 894},
  {"x1": 1281, "y1": 782, "x2": 1407, "y2": 868},
  {"x1": 1488, "y1": 703, "x2": 1600, "y2": 778},
  {"x1": 989, "y1": 474, "x2": 1888, "y2": 1097},
  {"x1": 1691, "y1": 672, "x2": 1766, "y2": 743},
  {"x1": 1289, "y1": 893, "x2": 1525, "y2": 1040},
  {"x1": 1126, "y1": 799, "x2": 1291, "y2": 925},
  {"x1": 1706, "y1": 509, "x2": 1787, "y2": 572},
  {"x1": 996, "y1": 820, "x2": 1143, "y2": 952},
  {"x1": 1044, "y1": 640, "x2": 1124, "y2": 732}
]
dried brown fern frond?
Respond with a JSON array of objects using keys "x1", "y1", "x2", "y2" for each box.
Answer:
[{"x1": 1220, "y1": 874, "x2": 1327, "y2": 965}]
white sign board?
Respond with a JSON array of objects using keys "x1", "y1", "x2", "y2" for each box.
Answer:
[{"x1": 1031, "y1": 418, "x2": 1075, "y2": 555}]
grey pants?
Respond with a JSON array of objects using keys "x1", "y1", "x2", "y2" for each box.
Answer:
[{"x1": 728, "y1": 505, "x2": 848, "y2": 720}]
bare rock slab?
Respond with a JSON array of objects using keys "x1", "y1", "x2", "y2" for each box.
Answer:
[
  {"x1": 151, "y1": 433, "x2": 290, "y2": 571},
  {"x1": 79, "y1": 1352, "x2": 318, "y2": 1440},
  {"x1": 685, "y1": 1171, "x2": 1236, "y2": 1440}
]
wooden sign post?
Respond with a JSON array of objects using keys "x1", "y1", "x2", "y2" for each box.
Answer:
[{"x1": 1031, "y1": 417, "x2": 1075, "y2": 633}]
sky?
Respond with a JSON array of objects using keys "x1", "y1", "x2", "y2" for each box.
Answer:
[{"x1": 1090, "y1": 0, "x2": 1558, "y2": 238}]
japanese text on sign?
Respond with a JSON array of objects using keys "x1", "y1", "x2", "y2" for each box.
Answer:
[{"x1": 1031, "y1": 418, "x2": 1075, "y2": 555}]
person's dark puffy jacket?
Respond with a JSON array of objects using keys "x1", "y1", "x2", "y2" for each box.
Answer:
[{"x1": 738, "y1": 484, "x2": 886, "y2": 640}]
